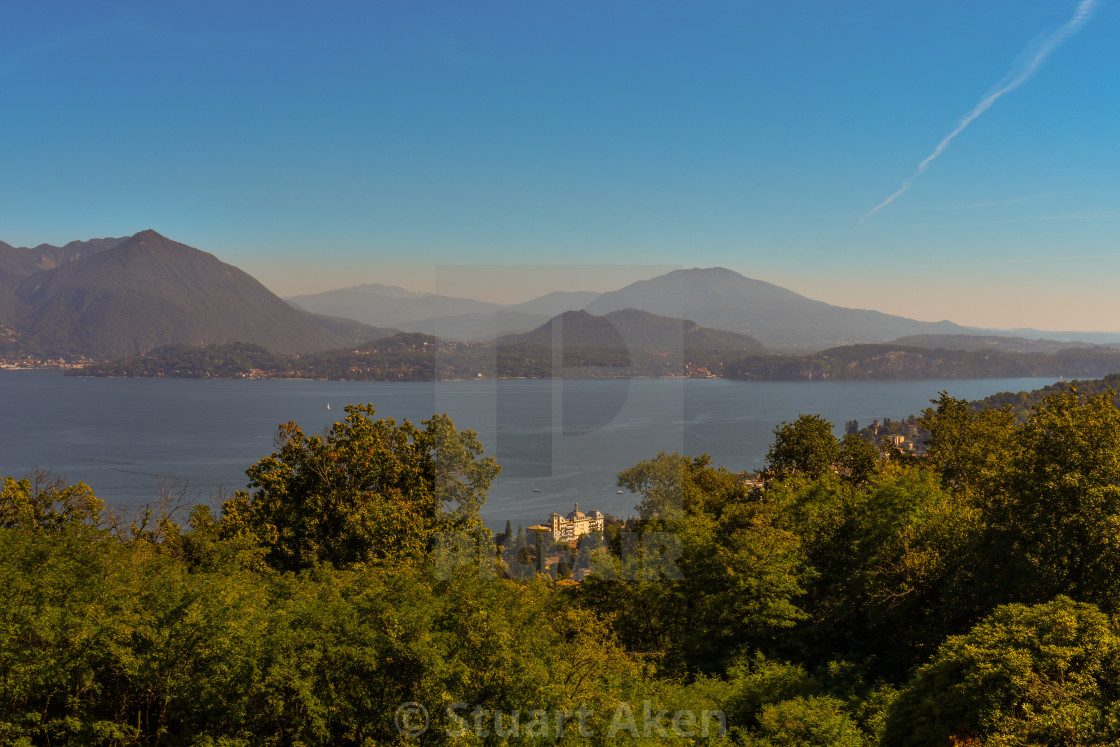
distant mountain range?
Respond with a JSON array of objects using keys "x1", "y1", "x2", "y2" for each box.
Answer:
[
  {"x1": 583, "y1": 268, "x2": 983, "y2": 351},
  {"x1": 287, "y1": 286, "x2": 602, "y2": 341},
  {"x1": 1, "y1": 231, "x2": 391, "y2": 357},
  {"x1": 397, "y1": 310, "x2": 552, "y2": 341},
  {"x1": 294, "y1": 266, "x2": 1117, "y2": 352},
  {"x1": 287, "y1": 284, "x2": 603, "y2": 330},
  {"x1": 4, "y1": 230, "x2": 1120, "y2": 361},
  {"x1": 287, "y1": 283, "x2": 505, "y2": 329}
]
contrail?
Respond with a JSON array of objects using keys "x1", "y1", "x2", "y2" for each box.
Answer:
[{"x1": 861, "y1": 0, "x2": 1099, "y2": 223}]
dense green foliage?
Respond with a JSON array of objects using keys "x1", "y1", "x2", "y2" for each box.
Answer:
[
  {"x1": 577, "y1": 454, "x2": 807, "y2": 675},
  {"x1": 9, "y1": 387, "x2": 1120, "y2": 744},
  {"x1": 881, "y1": 596, "x2": 1120, "y2": 746},
  {"x1": 219, "y1": 404, "x2": 500, "y2": 571},
  {"x1": 766, "y1": 415, "x2": 842, "y2": 478}
]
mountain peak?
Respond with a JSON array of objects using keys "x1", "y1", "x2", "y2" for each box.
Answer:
[
  {"x1": 11, "y1": 231, "x2": 370, "y2": 356},
  {"x1": 127, "y1": 229, "x2": 172, "y2": 244},
  {"x1": 585, "y1": 265, "x2": 974, "y2": 351},
  {"x1": 498, "y1": 307, "x2": 766, "y2": 353},
  {"x1": 558, "y1": 309, "x2": 595, "y2": 321},
  {"x1": 112, "y1": 230, "x2": 206, "y2": 261}
]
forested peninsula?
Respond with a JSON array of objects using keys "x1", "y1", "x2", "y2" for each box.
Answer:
[{"x1": 67, "y1": 335, "x2": 1120, "y2": 381}]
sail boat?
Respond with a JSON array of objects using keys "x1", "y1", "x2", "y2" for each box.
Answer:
[{"x1": 327, "y1": 403, "x2": 331, "y2": 410}]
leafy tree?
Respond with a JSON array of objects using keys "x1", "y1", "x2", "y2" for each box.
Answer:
[
  {"x1": 991, "y1": 387, "x2": 1120, "y2": 609},
  {"x1": 882, "y1": 596, "x2": 1120, "y2": 746},
  {"x1": 719, "y1": 654, "x2": 888, "y2": 745},
  {"x1": 856, "y1": 466, "x2": 982, "y2": 671},
  {"x1": 837, "y1": 434, "x2": 880, "y2": 487},
  {"x1": 918, "y1": 392, "x2": 1017, "y2": 502},
  {"x1": 219, "y1": 403, "x2": 499, "y2": 571},
  {"x1": 749, "y1": 695, "x2": 866, "y2": 746},
  {"x1": 768, "y1": 466, "x2": 981, "y2": 677},
  {"x1": 618, "y1": 451, "x2": 736, "y2": 523},
  {"x1": 0, "y1": 468, "x2": 102, "y2": 532},
  {"x1": 766, "y1": 414, "x2": 840, "y2": 478},
  {"x1": 0, "y1": 518, "x2": 659, "y2": 746},
  {"x1": 0, "y1": 520, "x2": 269, "y2": 745},
  {"x1": 579, "y1": 453, "x2": 807, "y2": 673}
]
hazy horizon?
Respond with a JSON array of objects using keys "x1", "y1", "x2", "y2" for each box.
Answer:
[
  {"x1": 8, "y1": 231, "x2": 1120, "y2": 337},
  {"x1": 5, "y1": 1, "x2": 1119, "y2": 330}
]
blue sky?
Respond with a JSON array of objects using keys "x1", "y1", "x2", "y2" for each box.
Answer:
[{"x1": 3, "y1": 1, "x2": 1118, "y2": 330}]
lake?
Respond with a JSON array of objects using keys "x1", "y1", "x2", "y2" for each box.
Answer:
[{"x1": 0, "y1": 371, "x2": 1054, "y2": 529}]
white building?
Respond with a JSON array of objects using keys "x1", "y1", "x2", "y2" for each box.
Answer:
[{"x1": 545, "y1": 503, "x2": 605, "y2": 542}]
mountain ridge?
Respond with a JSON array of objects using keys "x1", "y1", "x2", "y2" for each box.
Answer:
[
  {"x1": 8, "y1": 230, "x2": 387, "y2": 357},
  {"x1": 583, "y1": 266, "x2": 981, "y2": 351},
  {"x1": 281, "y1": 265, "x2": 1120, "y2": 351},
  {"x1": 7, "y1": 233, "x2": 1120, "y2": 361},
  {"x1": 0, "y1": 236, "x2": 126, "y2": 278},
  {"x1": 287, "y1": 283, "x2": 505, "y2": 328}
]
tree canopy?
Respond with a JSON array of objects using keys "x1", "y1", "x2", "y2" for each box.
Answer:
[
  {"x1": 218, "y1": 403, "x2": 499, "y2": 571},
  {"x1": 766, "y1": 414, "x2": 842, "y2": 478}
]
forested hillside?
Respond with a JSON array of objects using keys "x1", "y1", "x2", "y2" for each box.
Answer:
[
  {"x1": 971, "y1": 372, "x2": 1120, "y2": 418},
  {"x1": 726, "y1": 344, "x2": 1120, "y2": 380}
]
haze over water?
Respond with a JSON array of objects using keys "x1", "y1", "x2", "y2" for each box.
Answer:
[{"x1": 1, "y1": 371, "x2": 1055, "y2": 529}]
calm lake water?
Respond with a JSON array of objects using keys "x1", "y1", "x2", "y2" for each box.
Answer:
[{"x1": 0, "y1": 371, "x2": 1054, "y2": 529}]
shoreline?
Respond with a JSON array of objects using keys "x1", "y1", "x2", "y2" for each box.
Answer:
[{"x1": 21, "y1": 368, "x2": 1075, "y2": 385}]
